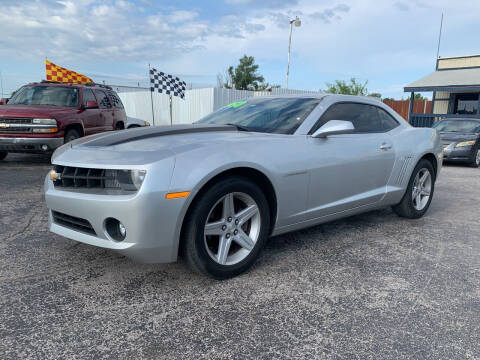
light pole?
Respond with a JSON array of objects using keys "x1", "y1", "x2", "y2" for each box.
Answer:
[{"x1": 286, "y1": 16, "x2": 301, "y2": 89}]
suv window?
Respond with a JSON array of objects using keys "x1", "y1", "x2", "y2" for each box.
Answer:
[
  {"x1": 107, "y1": 91, "x2": 124, "y2": 109},
  {"x1": 310, "y1": 102, "x2": 385, "y2": 134},
  {"x1": 82, "y1": 89, "x2": 96, "y2": 107},
  {"x1": 377, "y1": 107, "x2": 399, "y2": 131},
  {"x1": 95, "y1": 90, "x2": 112, "y2": 109}
]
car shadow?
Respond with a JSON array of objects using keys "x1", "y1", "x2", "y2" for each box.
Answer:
[{"x1": 2, "y1": 153, "x2": 51, "y2": 165}]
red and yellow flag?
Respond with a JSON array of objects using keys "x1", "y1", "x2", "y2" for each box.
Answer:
[{"x1": 45, "y1": 60, "x2": 93, "y2": 84}]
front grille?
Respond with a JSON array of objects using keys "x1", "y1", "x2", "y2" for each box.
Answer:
[
  {"x1": 52, "y1": 210, "x2": 96, "y2": 235},
  {"x1": 0, "y1": 117, "x2": 32, "y2": 134},
  {"x1": 0, "y1": 117, "x2": 33, "y2": 133},
  {"x1": 53, "y1": 165, "x2": 122, "y2": 190},
  {"x1": 0, "y1": 117, "x2": 32, "y2": 124}
]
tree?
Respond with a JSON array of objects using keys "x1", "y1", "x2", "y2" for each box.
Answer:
[
  {"x1": 324, "y1": 78, "x2": 368, "y2": 96},
  {"x1": 368, "y1": 92, "x2": 382, "y2": 99},
  {"x1": 414, "y1": 93, "x2": 428, "y2": 101},
  {"x1": 225, "y1": 55, "x2": 265, "y2": 90}
]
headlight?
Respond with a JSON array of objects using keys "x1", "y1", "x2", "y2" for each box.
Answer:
[
  {"x1": 33, "y1": 118, "x2": 57, "y2": 125},
  {"x1": 105, "y1": 169, "x2": 147, "y2": 191},
  {"x1": 144, "y1": 121, "x2": 150, "y2": 126},
  {"x1": 455, "y1": 140, "x2": 476, "y2": 148}
]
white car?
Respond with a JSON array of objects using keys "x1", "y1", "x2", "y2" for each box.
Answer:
[{"x1": 126, "y1": 116, "x2": 150, "y2": 129}]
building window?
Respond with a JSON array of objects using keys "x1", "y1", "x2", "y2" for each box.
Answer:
[{"x1": 453, "y1": 93, "x2": 479, "y2": 115}]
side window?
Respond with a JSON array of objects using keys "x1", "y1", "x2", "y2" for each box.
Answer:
[
  {"x1": 377, "y1": 108, "x2": 399, "y2": 131},
  {"x1": 82, "y1": 89, "x2": 96, "y2": 106},
  {"x1": 310, "y1": 102, "x2": 383, "y2": 134},
  {"x1": 349, "y1": 104, "x2": 383, "y2": 133},
  {"x1": 108, "y1": 91, "x2": 124, "y2": 109},
  {"x1": 94, "y1": 90, "x2": 112, "y2": 109}
]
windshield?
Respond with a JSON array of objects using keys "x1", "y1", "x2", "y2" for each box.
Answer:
[
  {"x1": 433, "y1": 119, "x2": 480, "y2": 133},
  {"x1": 196, "y1": 97, "x2": 321, "y2": 134},
  {"x1": 8, "y1": 86, "x2": 79, "y2": 107}
]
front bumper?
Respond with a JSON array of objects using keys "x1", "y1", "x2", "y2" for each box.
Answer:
[
  {"x1": 443, "y1": 146, "x2": 476, "y2": 163},
  {"x1": 0, "y1": 136, "x2": 64, "y2": 153},
  {"x1": 44, "y1": 175, "x2": 187, "y2": 263}
]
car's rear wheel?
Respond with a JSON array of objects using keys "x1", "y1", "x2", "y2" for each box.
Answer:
[
  {"x1": 470, "y1": 149, "x2": 480, "y2": 168},
  {"x1": 0, "y1": 151, "x2": 7, "y2": 160},
  {"x1": 64, "y1": 129, "x2": 81, "y2": 143},
  {"x1": 393, "y1": 159, "x2": 435, "y2": 219},
  {"x1": 183, "y1": 177, "x2": 270, "y2": 279}
]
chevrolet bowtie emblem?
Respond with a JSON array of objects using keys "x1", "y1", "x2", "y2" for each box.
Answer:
[{"x1": 0, "y1": 123, "x2": 9, "y2": 128}]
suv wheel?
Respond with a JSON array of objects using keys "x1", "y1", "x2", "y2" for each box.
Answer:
[
  {"x1": 183, "y1": 176, "x2": 270, "y2": 279},
  {"x1": 0, "y1": 151, "x2": 7, "y2": 160},
  {"x1": 64, "y1": 129, "x2": 81, "y2": 143}
]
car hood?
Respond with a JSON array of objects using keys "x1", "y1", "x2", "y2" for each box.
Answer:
[
  {"x1": 439, "y1": 132, "x2": 480, "y2": 142},
  {"x1": 0, "y1": 104, "x2": 76, "y2": 118},
  {"x1": 52, "y1": 124, "x2": 273, "y2": 166}
]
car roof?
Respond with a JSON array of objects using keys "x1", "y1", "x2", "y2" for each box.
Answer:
[{"x1": 250, "y1": 93, "x2": 384, "y2": 104}]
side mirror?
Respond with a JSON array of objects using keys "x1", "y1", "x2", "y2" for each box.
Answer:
[
  {"x1": 311, "y1": 120, "x2": 354, "y2": 138},
  {"x1": 84, "y1": 100, "x2": 99, "y2": 109},
  {"x1": 0, "y1": 98, "x2": 8, "y2": 105}
]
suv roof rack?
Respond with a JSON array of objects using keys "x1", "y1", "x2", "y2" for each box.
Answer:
[{"x1": 38, "y1": 80, "x2": 112, "y2": 90}]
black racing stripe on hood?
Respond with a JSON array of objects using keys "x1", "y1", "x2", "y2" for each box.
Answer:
[{"x1": 80, "y1": 125, "x2": 238, "y2": 147}]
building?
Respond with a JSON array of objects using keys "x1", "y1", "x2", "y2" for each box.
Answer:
[{"x1": 404, "y1": 54, "x2": 480, "y2": 127}]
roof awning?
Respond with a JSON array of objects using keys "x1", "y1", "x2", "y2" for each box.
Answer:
[{"x1": 404, "y1": 67, "x2": 480, "y2": 92}]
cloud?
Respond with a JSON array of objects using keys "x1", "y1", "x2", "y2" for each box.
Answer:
[
  {"x1": 0, "y1": 0, "x2": 265, "y2": 62},
  {"x1": 394, "y1": 2, "x2": 410, "y2": 11},
  {"x1": 310, "y1": 4, "x2": 351, "y2": 24}
]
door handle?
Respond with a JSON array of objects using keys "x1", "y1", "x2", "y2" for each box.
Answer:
[{"x1": 380, "y1": 142, "x2": 392, "y2": 151}]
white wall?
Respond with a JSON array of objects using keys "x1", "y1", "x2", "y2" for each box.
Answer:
[{"x1": 112, "y1": 86, "x2": 321, "y2": 126}]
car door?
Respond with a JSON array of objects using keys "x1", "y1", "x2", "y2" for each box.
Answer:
[
  {"x1": 304, "y1": 102, "x2": 396, "y2": 220},
  {"x1": 107, "y1": 90, "x2": 127, "y2": 129},
  {"x1": 80, "y1": 88, "x2": 100, "y2": 135},
  {"x1": 94, "y1": 89, "x2": 114, "y2": 131}
]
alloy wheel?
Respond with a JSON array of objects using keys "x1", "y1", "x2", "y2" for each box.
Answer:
[
  {"x1": 476, "y1": 150, "x2": 480, "y2": 166},
  {"x1": 204, "y1": 192, "x2": 261, "y2": 266},
  {"x1": 412, "y1": 168, "x2": 432, "y2": 211}
]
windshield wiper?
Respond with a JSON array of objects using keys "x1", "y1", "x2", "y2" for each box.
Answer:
[{"x1": 225, "y1": 123, "x2": 251, "y2": 132}]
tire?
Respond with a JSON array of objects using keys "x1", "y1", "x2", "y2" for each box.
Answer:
[
  {"x1": 393, "y1": 159, "x2": 435, "y2": 219},
  {"x1": 470, "y1": 149, "x2": 480, "y2": 168},
  {"x1": 182, "y1": 176, "x2": 270, "y2": 279},
  {"x1": 64, "y1": 128, "x2": 81, "y2": 143},
  {"x1": 115, "y1": 122, "x2": 125, "y2": 130},
  {"x1": 128, "y1": 125, "x2": 140, "y2": 129},
  {"x1": 0, "y1": 152, "x2": 7, "y2": 160}
]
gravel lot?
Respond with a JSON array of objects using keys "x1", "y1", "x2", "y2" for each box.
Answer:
[{"x1": 0, "y1": 153, "x2": 479, "y2": 359}]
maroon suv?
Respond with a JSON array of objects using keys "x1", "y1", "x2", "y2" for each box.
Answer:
[{"x1": 0, "y1": 81, "x2": 127, "y2": 160}]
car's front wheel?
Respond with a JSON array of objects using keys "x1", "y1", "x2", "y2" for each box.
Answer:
[
  {"x1": 393, "y1": 159, "x2": 435, "y2": 219},
  {"x1": 471, "y1": 149, "x2": 480, "y2": 168},
  {"x1": 183, "y1": 177, "x2": 270, "y2": 279}
]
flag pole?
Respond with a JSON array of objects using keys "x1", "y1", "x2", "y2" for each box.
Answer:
[
  {"x1": 169, "y1": 94, "x2": 173, "y2": 126},
  {"x1": 148, "y1": 64, "x2": 155, "y2": 125}
]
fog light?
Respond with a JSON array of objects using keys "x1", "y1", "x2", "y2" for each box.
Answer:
[
  {"x1": 119, "y1": 222, "x2": 126, "y2": 237},
  {"x1": 105, "y1": 217, "x2": 126, "y2": 241},
  {"x1": 41, "y1": 144, "x2": 48, "y2": 151}
]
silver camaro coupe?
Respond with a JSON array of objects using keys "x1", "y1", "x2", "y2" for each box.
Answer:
[{"x1": 45, "y1": 95, "x2": 443, "y2": 278}]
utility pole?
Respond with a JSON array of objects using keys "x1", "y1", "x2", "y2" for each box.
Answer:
[
  {"x1": 436, "y1": 13, "x2": 444, "y2": 65},
  {"x1": 286, "y1": 16, "x2": 301, "y2": 89}
]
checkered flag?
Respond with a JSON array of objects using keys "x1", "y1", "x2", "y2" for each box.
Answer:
[{"x1": 149, "y1": 68, "x2": 186, "y2": 99}]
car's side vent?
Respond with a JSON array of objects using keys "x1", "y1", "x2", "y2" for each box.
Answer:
[{"x1": 395, "y1": 156, "x2": 413, "y2": 186}]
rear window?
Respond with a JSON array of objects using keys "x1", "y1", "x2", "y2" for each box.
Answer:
[
  {"x1": 108, "y1": 91, "x2": 124, "y2": 109},
  {"x1": 95, "y1": 90, "x2": 112, "y2": 109},
  {"x1": 8, "y1": 86, "x2": 79, "y2": 107}
]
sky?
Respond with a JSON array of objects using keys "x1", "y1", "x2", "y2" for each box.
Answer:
[{"x1": 0, "y1": 0, "x2": 479, "y2": 99}]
